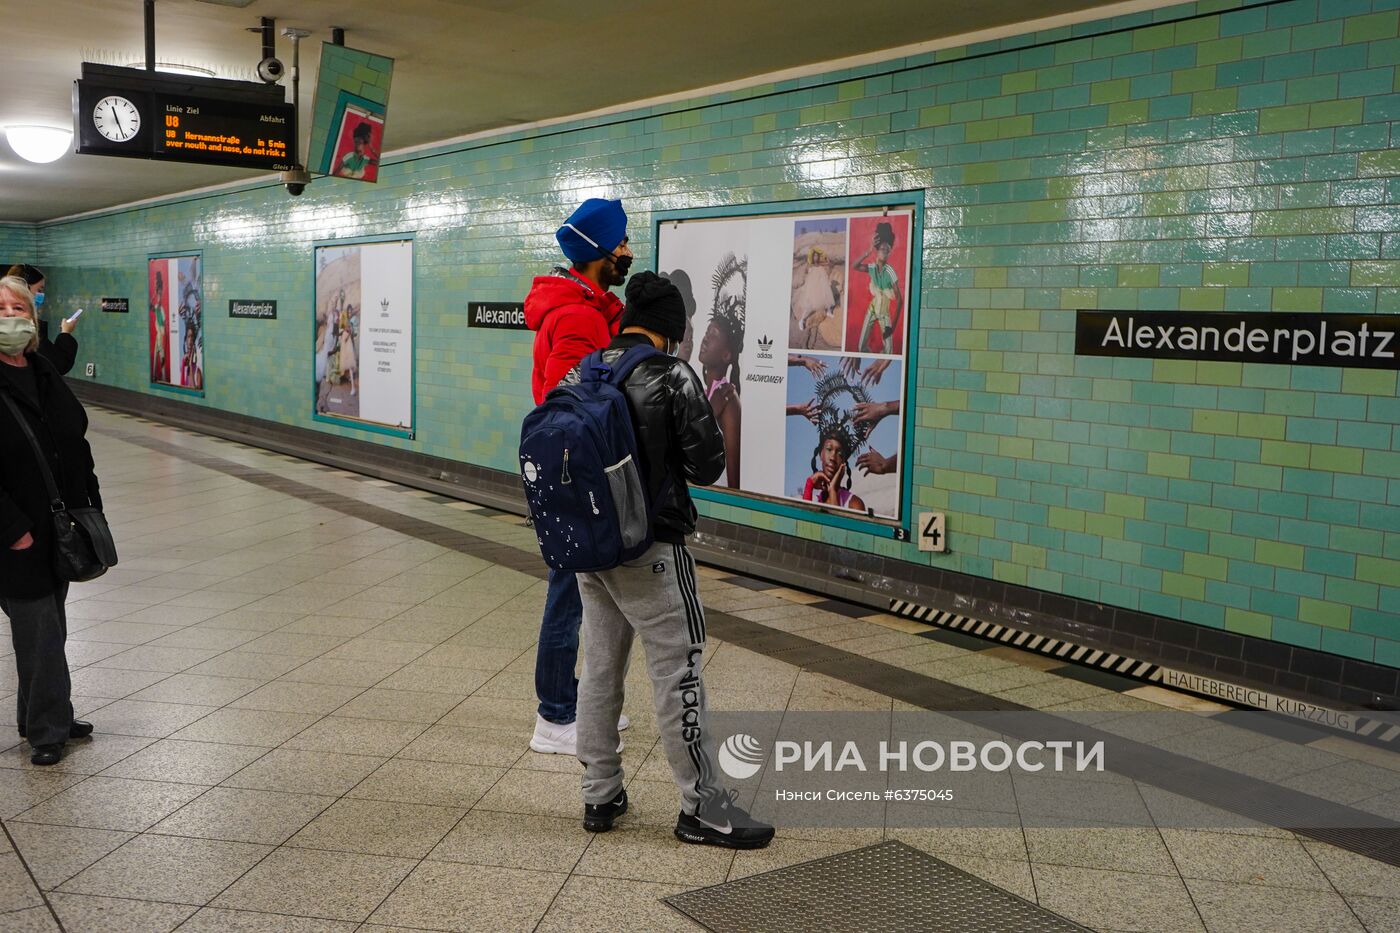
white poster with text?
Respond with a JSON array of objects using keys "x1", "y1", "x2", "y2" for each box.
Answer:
[{"x1": 314, "y1": 239, "x2": 414, "y2": 434}]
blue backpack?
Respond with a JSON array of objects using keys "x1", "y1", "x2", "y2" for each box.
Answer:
[{"x1": 519, "y1": 344, "x2": 667, "y2": 572}]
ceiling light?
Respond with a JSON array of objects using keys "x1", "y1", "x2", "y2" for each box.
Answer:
[
  {"x1": 4, "y1": 126, "x2": 72, "y2": 164},
  {"x1": 124, "y1": 61, "x2": 218, "y2": 77}
]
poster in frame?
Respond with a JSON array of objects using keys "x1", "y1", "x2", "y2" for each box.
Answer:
[
  {"x1": 312, "y1": 237, "x2": 414, "y2": 437},
  {"x1": 655, "y1": 195, "x2": 921, "y2": 533},
  {"x1": 148, "y1": 253, "x2": 204, "y2": 395}
]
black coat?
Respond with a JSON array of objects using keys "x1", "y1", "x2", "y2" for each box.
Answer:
[
  {"x1": 37, "y1": 320, "x2": 77, "y2": 375},
  {"x1": 560, "y1": 333, "x2": 726, "y2": 543},
  {"x1": 0, "y1": 352, "x2": 101, "y2": 599}
]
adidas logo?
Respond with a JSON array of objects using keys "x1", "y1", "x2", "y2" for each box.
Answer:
[{"x1": 756, "y1": 334, "x2": 774, "y2": 361}]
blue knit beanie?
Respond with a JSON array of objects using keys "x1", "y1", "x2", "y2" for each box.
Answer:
[{"x1": 556, "y1": 198, "x2": 627, "y2": 264}]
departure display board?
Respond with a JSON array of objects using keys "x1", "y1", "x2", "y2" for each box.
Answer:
[
  {"x1": 74, "y1": 63, "x2": 296, "y2": 172},
  {"x1": 154, "y1": 95, "x2": 292, "y2": 168}
]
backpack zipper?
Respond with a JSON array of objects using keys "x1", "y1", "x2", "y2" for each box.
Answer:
[{"x1": 562, "y1": 448, "x2": 571, "y2": 484}]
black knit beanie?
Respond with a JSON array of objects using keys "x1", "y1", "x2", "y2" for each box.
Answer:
[{"x1": 620, "y1": 271, "x2": 686, "y2": 342}]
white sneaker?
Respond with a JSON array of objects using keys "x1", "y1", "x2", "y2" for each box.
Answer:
[
  {"x1": 529, "y1": 714, "x2": 628, "y2": 755},
  {"x1": 530, "y1": 715, "x2": 577, "y2": 755}
]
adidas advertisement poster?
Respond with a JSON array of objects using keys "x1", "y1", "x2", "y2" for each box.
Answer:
[
  {"x1": 313, "y1": 239, "x2": 414, "y2": 436},
  {"x1": 656, "y1": 204, "x2": 912, "y2": 522},
  {"x1": 148, "y1": 255, "x2": 203, "y2": 394}
]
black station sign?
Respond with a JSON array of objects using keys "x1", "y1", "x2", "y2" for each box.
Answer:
[
  {"x1": 467, "y1": 301, "x2": 528, "y2": 330},
  {"x1": 229, "y1": 300, "x2": 277, "y2": 319},
  {"x1": 100, "y1": 297, "x2": 129, "y2": 313},
  {"x1": 74, "y1": 63, "x2": 295, "y2": 172},
  {"x1": 1076, "y1": 310, "x2": 1400, "y2": 370}
]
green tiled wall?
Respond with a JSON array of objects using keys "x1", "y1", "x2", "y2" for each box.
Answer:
[
  {"x1": 33, "y1": 0, "x2": 1400, "y2": 667},
  {"x1": 0, "y1": 224, "x2": 37, "y2": 267}
]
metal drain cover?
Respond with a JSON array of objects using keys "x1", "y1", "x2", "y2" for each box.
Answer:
[{"x1": 665, "y1": 841, "x2": 1088, "y2": 933}]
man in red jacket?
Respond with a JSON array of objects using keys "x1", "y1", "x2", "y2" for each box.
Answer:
[{"x1": 524, "y1": 197, "x2": 633, "y2": 755}]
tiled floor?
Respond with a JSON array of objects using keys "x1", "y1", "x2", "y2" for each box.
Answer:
[{"x1": 0, "y1": 409, "x2": 1395, "y2": 932}]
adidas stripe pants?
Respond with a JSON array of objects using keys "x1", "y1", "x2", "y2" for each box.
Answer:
[{"x1": 576, "y1": 540, "x2": 724, "y2": 813}]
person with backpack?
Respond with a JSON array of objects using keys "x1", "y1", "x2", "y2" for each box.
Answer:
[
  {"x1": 520, "y1": 271, "x2": 774, "y2": 849},
  {"x1": 523, "y1": 197, "x2": 633, "y2": 755}
]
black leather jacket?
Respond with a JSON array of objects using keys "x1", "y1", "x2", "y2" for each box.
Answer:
[{"x1": 560, "y1": 333, "x2": 725, "y2": 543}]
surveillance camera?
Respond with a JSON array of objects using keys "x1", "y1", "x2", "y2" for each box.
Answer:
[
  {"x1": 256, "y1": 56, "x2": 285, "y2": 83},
  {"x1": 280, "y1": 169, "x2": 310, "y2": 197}
]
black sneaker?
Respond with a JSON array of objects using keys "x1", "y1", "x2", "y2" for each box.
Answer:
[
  {"x1": 675, "y1": 791, "x2": 774, "y2": 850},
  {"x1": 583, "y1": 789, "x2": 628, "y2": 833}
]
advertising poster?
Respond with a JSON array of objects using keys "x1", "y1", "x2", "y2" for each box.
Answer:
[
  {"x1": 328, "y1": 102, "x2": 384, "y2": 182},
  {"x1": 148, "y1": 255, "x2": 203, "y2": 392},
  {"x1": 314, "y1": 239, "x2": 413, "y2": 434},
  {"x1": 657, "y1": 205, "x2": 914, "y2": 522}
]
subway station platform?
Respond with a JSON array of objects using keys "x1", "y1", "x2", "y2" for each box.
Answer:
[{"x1": 0, "y1": 409, "x2": 1395, "y2": 932}]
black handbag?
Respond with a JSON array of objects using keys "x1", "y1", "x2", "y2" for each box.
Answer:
[{"x1": 0, "y1": 391, "x2": 117, "y2": 582}]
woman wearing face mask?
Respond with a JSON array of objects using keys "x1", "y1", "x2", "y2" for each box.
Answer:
[
  {"x1": 5, "y1": 265, "x2": 78, "y2": 376},
  {"x1": 0, "y1": 276, "x2": 99, "y2": 766}
]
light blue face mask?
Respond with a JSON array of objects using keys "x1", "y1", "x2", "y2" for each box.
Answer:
[{"x1": 33, "y1": 293, "x2": 44, "y2": 308}]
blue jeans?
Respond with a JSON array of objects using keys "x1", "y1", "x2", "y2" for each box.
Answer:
[{"x1": 535, "y1": 569, "x2": 582, "y2": 724}]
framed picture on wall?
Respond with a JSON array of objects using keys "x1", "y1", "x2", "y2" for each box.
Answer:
[
  {"x1": 312, "y1": 236, "x2": 414, "y2": 437},
  {"x1": 327, "y1": 98, "x2": 385, "y2": 182},
  {"x1": 655, "y1": 194, "x2": 922, "y2": 534},
  {"x1": 148, "y1": 253, "x2": 204, "y2": 396}
]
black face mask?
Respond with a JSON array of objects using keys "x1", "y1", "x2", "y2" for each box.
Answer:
[{"x1": 609, "y1": 253, "x2": 633, "y2": 278}]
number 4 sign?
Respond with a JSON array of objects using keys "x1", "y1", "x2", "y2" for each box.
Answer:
[{"x1": 918, "y1": 512, "x2": 947, "y2": 553}]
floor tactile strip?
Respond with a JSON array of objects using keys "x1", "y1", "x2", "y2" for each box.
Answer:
[
  {"x1": 665, "y1": 840, "x2": 1089, "y2": 933},
  {"x1": 889, "y1": 597, "x2": 1400, "y2": 747}
]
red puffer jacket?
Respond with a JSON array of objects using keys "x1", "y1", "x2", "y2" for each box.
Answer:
[{"x1": 524, "y1": 267, "x2": 624, "y2": 404}]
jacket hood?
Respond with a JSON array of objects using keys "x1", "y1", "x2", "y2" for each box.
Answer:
[{"x1": 524, "y1": 267, "x2": 621, "y2": 331}]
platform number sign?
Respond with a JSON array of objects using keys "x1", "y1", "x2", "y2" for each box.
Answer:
[{"x1": 918, "y1": 512, "x2": 947, "y2": 553}]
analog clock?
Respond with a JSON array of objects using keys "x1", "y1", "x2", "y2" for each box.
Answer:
[{"x1": 93, "y1": 95, "x2": 141, "y2": 143}]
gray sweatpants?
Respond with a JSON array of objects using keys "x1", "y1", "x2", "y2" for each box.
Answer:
[{"x1": 577, "y1": 541, "x2": 723, "y2": 814}]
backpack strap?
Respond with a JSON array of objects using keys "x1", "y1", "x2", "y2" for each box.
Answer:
[
  {"x1": 576, "y1": 343, "x2": 675, "y2": 511},
  {"x1": 579, "y1": 343, "x2": 662, "y2": 387}
]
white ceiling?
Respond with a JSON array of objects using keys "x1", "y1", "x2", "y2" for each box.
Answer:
[{"x1": 1, "y1": 0, "x2": 1136, "y2": 223}]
